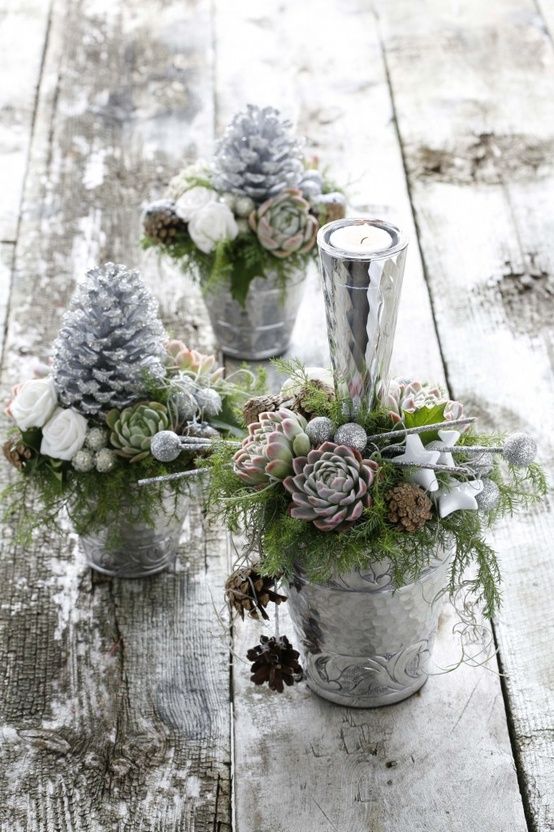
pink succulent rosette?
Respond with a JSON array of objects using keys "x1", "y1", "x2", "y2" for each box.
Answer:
[
  {"x1": 381, "y1": 379, "x2": 464, "y2": 424},
  {"x1": 249, "y1": 188, "x2": 318, "y2": 259},
  {"x1": 166, "y1": 340, "x2": 224, "y2": 382},
  {"x1": 233, "y1": 408, "x2": 311, "y2": 486},
  {"x1": 283, "y1": 442, "x2": 378, "y2": 532}
]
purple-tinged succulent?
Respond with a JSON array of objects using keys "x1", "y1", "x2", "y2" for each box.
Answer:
[
  {"x1": 249, "y1": 189, "x2": 318, "y2": 258},
  {"x1": 380, "y1": 379, "x2": 463, "y2": 424},
  {"x1": 233, "y1": 408, "x2": 311, "y2": 486},
  {"x1": 283, "y1": 441, "x2": 378, "y2": 532}
]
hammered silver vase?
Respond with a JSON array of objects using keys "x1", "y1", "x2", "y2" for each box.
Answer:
[
  {"x1": 204, "y1": 269, "x2": 306, "y2": 360},
  {"x1": 286, "y1": 551, "x2": 451, "y2": 707},
  {"x1": 78, "y1": 488, "x2": 188, "y2": 578}
]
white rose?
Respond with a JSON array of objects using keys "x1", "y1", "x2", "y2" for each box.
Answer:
[
  {"x1": 188, "y1": 202, "x2": 239, "y2": 254},
  {"x1": 281, "y1": 367, "x2": 335, "y2": 398},
  {"x1": 40, "y1": 407, "x2": 88, "y2": 461},
  {"x1": 9, "y1": 377, "x2": 58, "y2": 430},
  {"x1": 175, "y1": 186, "x2": 217, "y2": 222}
]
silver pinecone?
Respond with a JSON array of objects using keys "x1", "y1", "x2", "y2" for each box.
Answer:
[
  {"x1": 212, "y1": 105, "x2": 304, "y2": 202},
  {"x1": 52, "y1": 263, "x2": 168, "y2": 416}
]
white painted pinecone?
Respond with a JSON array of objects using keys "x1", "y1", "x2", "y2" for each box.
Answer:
[{"x1": 212, "y1": 105, "x2": 304, "y2": 202}]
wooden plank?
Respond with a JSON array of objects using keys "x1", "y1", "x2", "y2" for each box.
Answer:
[
  {"x1": 375, "y1": 0, "x2": 554, "y2": 828},
  {"x1": 0, "y1": 0, "x2": 231, "y2": 829},
  {"x1": 214, "y1": 2, "x2": 527, "y2": 830},
  {"x1": 0, "y1": 0, "x2": 51, "y2": 242}
]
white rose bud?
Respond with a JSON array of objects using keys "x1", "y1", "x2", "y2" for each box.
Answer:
[
  {"x1": 9, "y1": 377, "x2": 58, "y2": 430},
  {"x1": 188, "y1": 202, "x2": 239, "y2": 254},
  {"x1": 174, "y1": 186, "x2": 217, "y2": 223},
  {"x1": 40, "y1": 407, "x2": 88, "y2": 461}
]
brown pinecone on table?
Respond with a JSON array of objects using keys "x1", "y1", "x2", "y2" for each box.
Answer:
[
  {"x1": 243, "y1": 394, "x2": 283, "y2": 426},
  {"x1": 3, "y1": 439, "x2": 32, "y2": 470},
  {"x1": 143, "y1": 199, "x2": 185, "y2": 244},
  {"x1": 386, "y1": 482, "x2": 433, "y2": 532},
  {"x1": 246, "y1": 635, "x2": 303, "y2": 692},
  {"x1": 225, "y1": 566, "x2": 287, "y2": 620}
]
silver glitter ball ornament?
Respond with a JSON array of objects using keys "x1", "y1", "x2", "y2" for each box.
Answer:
[
  {"x1": 234, "y1": 195, "x2": 256, "y2": 217},
  {"x1": 220, "y1": 192, "x2": 236, "y2": 210},
  {"x1": 471, "y1": 451, "x2": 494, "y2": 476},
  {"x1": 503, "y1": 432, "x2": 537, "y2": 467},
  {"x1": 333, "y1": 422, "x2": 367, "y2": 452},
  {"x1": 95, "y1": 448, "x2": 116, "y2": 473},
  {"x1": 72, "y1": 448, "x2": 95, "y2": 472},
  {"x1": 306, "y1": 416, "x2": 335, "y2": 445},
  {"x1": 194, "y1": 388, "x2": 222, "y2": 418},
  {"x1": 168, "y1": 389, "x2": 198, "y2": 423},
  {"x1": 476, "y1": 479, "x2": 500, "y2": 511},
  {"x1": 186, "y1": 422, "x2": 220, "y2": 440},
  {"x1": 151, "y1": 430, "x2": 182, "y2": 462},
  {"x1": 85, "y1": 427, "x2": 108, "y2": 452}
]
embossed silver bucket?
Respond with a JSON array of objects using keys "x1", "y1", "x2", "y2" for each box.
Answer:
[
  {"x1": 204, "y1": 269, "x2": 306, "y2": 360},
  {"x1": 78, "y1": 487, "x2": 188, "y2": 578},
  {"x1": 286, "y1": 551, "x2": 452, "y2": 707}
]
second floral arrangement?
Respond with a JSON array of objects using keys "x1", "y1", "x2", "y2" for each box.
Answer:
[{"x1": 207, "y1": 363, "x2": 546, "y2": 701}]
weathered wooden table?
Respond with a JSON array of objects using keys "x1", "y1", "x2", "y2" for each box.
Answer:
[{"x1": 1, "y1": 1, "x2": 552, "y2": 829}]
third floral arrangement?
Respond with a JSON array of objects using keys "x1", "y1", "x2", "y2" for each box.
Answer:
[
  {"x1": 142, "y1": 105, "x2": 346, "y2": 305},
  {"x1": 208, "y1": 364, "x2": 546, "y2": 693},
  {"x1": 2, "y1": 263, "x2": 257, "y2": 541}
]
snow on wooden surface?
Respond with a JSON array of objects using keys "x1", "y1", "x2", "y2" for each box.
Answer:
[{"x1": 0, "y1": 0, "x2": 552, "y2": 829}]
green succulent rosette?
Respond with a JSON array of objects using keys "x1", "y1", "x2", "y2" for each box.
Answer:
[
  {"x1": 249, "y1": 189, "x2": 318, "y2": 259},
  {"x1": 107, "y1": 401, "x2": 170, "y2": 463}
]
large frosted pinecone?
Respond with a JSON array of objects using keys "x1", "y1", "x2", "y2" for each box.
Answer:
[
  {"x1": 233, "y1": 408, "x2": 310, "y2": 485},
  {"x1": 249, "y1": 189, "x2": 318, "y2": 258},
  {"x1": 143, "y1": 199, "x2": 186, "y2": 244},
  {"x1": 283, "y1": 441, "x2": 377, "y2": 532},
  {"x1": 212, "y1": 105, "x2": 304, "y2": 202},
  {"x1": 385, "y1": 482, "x2": 433, "y2": 532},
  {"x1": 52, "y1": 263, "x2": 168, "y2": 416},
  {"x1": 380, "y1": 379, "x2": 463, "y2": 424},
  {"x1": 107, "y1": 401, "x2": 170, "y2": 462}
]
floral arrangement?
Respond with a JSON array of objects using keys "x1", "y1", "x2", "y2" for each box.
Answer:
[
  {"x1": 208, "y1": 363, "x2": 546, "y2": 693},
  {"x1": 142, "y1": 105, "x2": 346, "y2": 305},
  {"x1": 2, "y1": 263, "x2": 257, "y2": 540}
]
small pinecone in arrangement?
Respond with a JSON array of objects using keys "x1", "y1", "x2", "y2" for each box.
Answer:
[
  {"x1": 143, "y1": 199, "x2": 185, "y2": 244},
  {"x1": 291, "y1": 379, "x2": 335, "y2": 419},
  {"x1": 243, "y1": 393, "x2": 283, "y2": 426},
  {"x1": 225, "y1": 567, "x2": 287, "y2": 620},
  {"x1": 212, "y1": 105, "x2": 304, "y2": 201},
  {"x1": 386, "y1": 482, "x2": 433, "y2": 532},
  {"x1": 52, "y1": 263, "x2": 168, "y2": 416},
  {"x1": 3, "y1": 438, "x2": 32, "y2": 470},
  {"x1": 247, "y1": 635, "x2": 303, "y2": 693}
]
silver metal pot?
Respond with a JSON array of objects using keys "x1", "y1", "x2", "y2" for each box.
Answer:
[
  {"x1": 78, "y1": 488, "x2": 188, "y2": 578},
  {"x1": 204, "y1": 269, "x2": 306, "y2": 360},
  {"x1": 286, "y1": 550, "x2": 451, "y2": 707}
]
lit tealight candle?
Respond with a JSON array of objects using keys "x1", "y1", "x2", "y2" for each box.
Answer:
[{"x1": 329, "y1": 222, "x2": 392, "y2": 255}]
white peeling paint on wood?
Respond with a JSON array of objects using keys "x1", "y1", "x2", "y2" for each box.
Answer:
[
  {"x1": 0, "y1": 0, "x2": 51, "y2": 242},
  {"x1": 218, "y1": 1, "x2": 528, "y2": 830},
  {"x1": 376, "y1": 0, "x2": 554, "y2": 827},
  {"x1": 0, "y1": 0, "x2": 231, "y2": 828}
]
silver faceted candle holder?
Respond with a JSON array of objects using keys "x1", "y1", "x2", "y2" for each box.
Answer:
[{"x1": 317, "y1": 218, "x2": 408, "y2": 413}]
